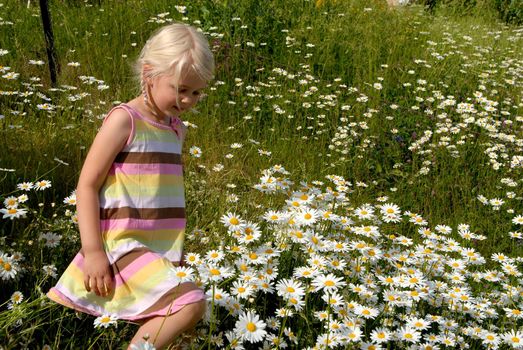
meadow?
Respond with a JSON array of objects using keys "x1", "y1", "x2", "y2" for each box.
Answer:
[{"x1": 1, "y1": 0, "x2": 523, "y2": 348}]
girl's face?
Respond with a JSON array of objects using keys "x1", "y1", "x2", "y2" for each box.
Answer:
[{"x1": 148, "y1": 69, "x2": 207, "y2": 119}]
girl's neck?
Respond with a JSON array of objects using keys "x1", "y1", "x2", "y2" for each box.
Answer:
[{"x1": 133, "y1": 95, "x2": 170, "y2": 125}]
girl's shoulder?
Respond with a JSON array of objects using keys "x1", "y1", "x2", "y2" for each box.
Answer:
[{"x1": 100, "y1": 105, "x2": 134, "y2": 146}]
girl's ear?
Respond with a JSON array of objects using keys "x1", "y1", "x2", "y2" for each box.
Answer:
[{"x1": 142, "y1": 64, "x2": 153, "y2": 84}]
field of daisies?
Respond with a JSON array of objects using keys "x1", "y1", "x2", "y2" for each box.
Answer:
[{"x1": 1, "y1": 0, "x2": 523, "y2": 349}]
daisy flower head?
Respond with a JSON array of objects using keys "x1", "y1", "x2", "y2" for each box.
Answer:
[
  {"x1": 201, "y1": 264, "x2": 233, "y2": 282},
  {"x1": 0, "y1": 255, "x2": 19, "y2": 281},
  {"x1": 205, "y1": 249, "x2": 225, "y2": 263},
  {"x1": 370, "y1": 327, "x2": 392, "y2": 343},
  {"x1": 380, "y1": 203, "x2": 401, "y2": 216},
  {"x1": 234, "y1": 311, "x2": 267, "y2": 343},
  {"x1": 184, "y1": 252, "x2": 202, "y2": 266},
  {"x1": 353, "y1": 204, "x2": 375, "y2": 220},
  {"x1": 321, "y1": 291, "x2": 344, "y2": 307},
  {"x1": 16, "y1": 182, "x2": 33, "y2": 191},
  {"x1": 481, "y1": 330, "x2": 500, "y2": 348},
  {"x1": 276, "y1": 278, "x2": 305, "y2": 299},
  {"x1": 1, "y1": 207, "x2": 28, "y2": 220},
  {"x1": 10, "y1": 291, "x2": 23, "y2": 305},
  {"x1": 502, "y1": 329, "x2": 523, "y2": 348},
  {"x1": 17, "y1": 194, "x2": 28, "y2": 203},
  {"x1": 220, "y1": 212, "x2": 244, "y2": 230},
  {"x1": 39, "y1": 232, "x2": 62, "y2": 248},
  {"x1": 512, "y1": 215, "x2": 523, "y2": 225},
  {"x1": 312, "y1": 273, "x2": 346, "y2": 292},
  {"x1": 189, "y1": 146, "x2": 202, "y2": 158},
  {"x1": 168, "y1": 266, "x2": 194, "y2": 284},
  {"x1": 209, "y1": 287, "x2": 231, "y2": 306},
  {"x1": 42, "y1": 264, "x2": 57, "y2": 278},
  {"x1": 435, "y1": 224, "x2": 452, "y2": 235},
  {"x1": 238, "y1": 222, "x2": 261, "y2": 244},
  {"x1": 230, "y1": 280, "x2": 255, "y2": 300},
  {"x1": 397, "y1": 326, "x2": 421, "y2": 343},
  {"x1": 3, "y1": 196, "x2": 18, "y2": 209},
  {"x1": 345, "y1": 326, "x2": 363, "y2": 343},
  {"x1": 295, "y1": 208, "x2": 319, "y2": 227},
  {"x1": 354, "y1": 304, "x2": 379, "y2": 319},
  {"x1": 63, "y1": 192, "x2": 77, "y2": 206},
  {"x1": 489, "y1": 198, "x2": 504, "y2": 209},
  {"x1": 263, "y1": 210, "x2": 286, "y2": 224},
  {"x1": 130, "y1": 340, "x2": 156, "y2": 350},
  {"x1": 224, "y1": 330, "x2": 244, "y2": 350},
  {"x1": 34, "y1": 180, "x2": 52, "y2": 190},
  {"x1": 410, "y1": 215, "x2": 428, "y2": 226},
  {"x1": 93, "y1": 314, "x2": 118, "y2": 329}
]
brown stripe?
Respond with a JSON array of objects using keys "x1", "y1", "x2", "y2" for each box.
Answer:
[
  {"x1": 115, "y1": 152, "x2": 182, "y2": 164},
  {"x1": 101, "y1": 207, "x2": 186, "y2": 220}
]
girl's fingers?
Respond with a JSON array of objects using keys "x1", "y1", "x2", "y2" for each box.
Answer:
[
  {"x1": 96, "y1": 277, "x2": 106, "y2": 297},
  {"x1": 84, "y1": 276, "x2": 91, "y2": 292},
  {"x1": 103, "y1": 274, "x2": 114, "y2": 295}
]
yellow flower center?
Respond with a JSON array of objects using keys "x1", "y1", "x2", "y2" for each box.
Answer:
[
  {"x1": 176, "y1": 271, "x2": 187, "y2": 278},
  {"x1": 246, "y1": 322, "x2": 257, "y2": 332},
  {"x1": 304, "y1": 213, "x2": 312, "y2": 220},
  {"x1": 287, "y1": 287, "x2": 295, "y2": 293},
  {"x1": 324, "y1": 280, "x2": 335, "y2": 287},
  {"x1": 229, "y1": 218, "x2": 239, "y2": 225},
  {"x1": 210, "y1": 268, "x2": 220, "y2": 276}
]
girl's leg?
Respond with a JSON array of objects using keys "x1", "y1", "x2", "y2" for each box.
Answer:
[{"x1": 129, "y1": 300, "x2": 206, "y2": 349}]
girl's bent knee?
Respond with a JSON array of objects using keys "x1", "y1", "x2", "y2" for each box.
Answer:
[{"x1": 183, "y1": 300, "x2": 206, "y2": 321}]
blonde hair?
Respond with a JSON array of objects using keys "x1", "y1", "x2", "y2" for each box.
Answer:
[{"x1": 135, "y1": 23, "x2": 214, "y2": 88}]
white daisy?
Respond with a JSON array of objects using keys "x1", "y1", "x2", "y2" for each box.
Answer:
[
  {"x1": 93, "y1": 314, "x2": 118, "y2": 329},
  {"x1": 234, "y1": 311, "x2": 267, "y2": 343}
]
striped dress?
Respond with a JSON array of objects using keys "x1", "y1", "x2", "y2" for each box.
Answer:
[{"x1": 47, "y1": 104, "x2": 205, "y2": 321}]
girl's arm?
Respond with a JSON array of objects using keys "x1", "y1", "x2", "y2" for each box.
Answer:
[{"x1": 76, "y1": 108, "x2": 131, "y2": 297}]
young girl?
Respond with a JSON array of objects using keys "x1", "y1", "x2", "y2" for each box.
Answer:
[{"x1": 47, "y1": 23, "x2": 214, "y2": 349}]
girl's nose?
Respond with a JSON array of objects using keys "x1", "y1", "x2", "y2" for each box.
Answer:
[{"x1": 181, "y1": 95, "x2": 197, "y2": 106}]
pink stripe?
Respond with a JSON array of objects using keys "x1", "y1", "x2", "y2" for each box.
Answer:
[
  {"x1": 72, "y1": 252, "x2": 84, "y2": 267},
  {"x1": 114, "y1": 252, "x2": 161, "y2": 287},
  {"x1": 49, "y1": 282, "x2": 205, "y2": 321},
  {"x1": 107, "y1": 163, "x2": 183, "y2": 176},
  {"x1": 101, "y1": 218, "x2": 186, "y2": 231}
]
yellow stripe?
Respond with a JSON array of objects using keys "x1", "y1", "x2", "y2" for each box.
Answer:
[
  {"x1": 56, "y1": 256, "x2": 175, "y2": 307},
  {"x1": 104, "y1": 174, "x2": 183, "y2": 187},
  {"x1": 101, "y1": 180, "x2": 185, "y2": 198},
  {"x1": 103, "y1": 228, "x2": 185, "y2": 241}
]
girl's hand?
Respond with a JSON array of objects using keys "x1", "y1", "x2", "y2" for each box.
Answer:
[{"x1": 83, "y1": 250, "x2": 114, "y2": 297}]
